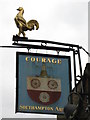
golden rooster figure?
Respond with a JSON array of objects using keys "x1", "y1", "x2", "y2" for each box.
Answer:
[{"x1": 14, "y1": 7, "x2": 39, "y2": 37}]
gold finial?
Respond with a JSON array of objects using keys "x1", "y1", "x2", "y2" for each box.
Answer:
[{"x1": 14, "y1": 7, "x2": 39, "y2": 37}]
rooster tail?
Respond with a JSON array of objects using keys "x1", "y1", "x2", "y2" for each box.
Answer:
[{"x1": 27, "y1": 20, "x2": 39, "y2": 30}]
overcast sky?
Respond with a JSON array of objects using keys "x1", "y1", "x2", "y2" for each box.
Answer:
[{"x1": 0, "y1": 0, "x2": 89, "y2": 119}]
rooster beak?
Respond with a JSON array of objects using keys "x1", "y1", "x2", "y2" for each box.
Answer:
[
  {"x1": 17, "y1": 7, "x2": 23, "y2": 11},
  {"x1": 17, "y1": 8, "x2": 19, "y2": 11}
]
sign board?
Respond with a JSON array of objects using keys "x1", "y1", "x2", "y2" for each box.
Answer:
[{"x1": 16, "y1": 52, "x2": 72, "y2": 115}]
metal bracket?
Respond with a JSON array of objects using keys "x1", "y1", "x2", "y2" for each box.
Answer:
[
  {"x1": 75, "y1": 50, "x2": 78, "y2": 54},
  {"x1": 41, "y1": 42, "x2": 47, "y2": 46},
  {"x1": 27, "y1": 48, "x2": 31, "y2": 52}
]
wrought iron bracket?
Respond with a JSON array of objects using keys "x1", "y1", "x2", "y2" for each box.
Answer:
[{"x1": 0, "y1": 35, "x2": 90, "y2": 94}]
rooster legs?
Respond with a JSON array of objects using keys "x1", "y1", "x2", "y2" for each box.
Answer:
[{"x1": 18, "y1": 26, "x2": 26, "y2": 37}]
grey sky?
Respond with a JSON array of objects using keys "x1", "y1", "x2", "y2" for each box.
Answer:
[{"x1": 0, "y1": 0, "x2": 89, "y2": 119}]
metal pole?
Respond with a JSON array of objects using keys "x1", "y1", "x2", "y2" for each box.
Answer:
[
  {"x1": 73, "y1": 50, "x2": 77, "y2": 92},
  {"x1": 77, "y1": 47, "x2": 84, "y2": 93},
  {"x1": 78, "y1": 47, "x2": 82, "y2": 76}
]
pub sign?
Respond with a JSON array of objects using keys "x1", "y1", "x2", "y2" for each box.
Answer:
[{"x1": 16, "y1": 52, "x2": 71, "y2": 115}]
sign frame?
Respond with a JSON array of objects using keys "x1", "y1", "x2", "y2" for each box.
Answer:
[{"x1": 16, "y1": 52, "x2": 72, "y2": 115}]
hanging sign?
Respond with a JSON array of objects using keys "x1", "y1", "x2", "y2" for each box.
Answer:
[{"x1": 16, "y1": 52, "x2": 71, "y2": 115}]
